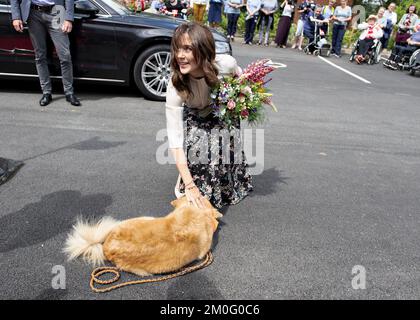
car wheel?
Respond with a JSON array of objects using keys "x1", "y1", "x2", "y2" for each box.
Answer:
[{"x1": 133, "y1": 44, "x2": 171, "y2": 101}]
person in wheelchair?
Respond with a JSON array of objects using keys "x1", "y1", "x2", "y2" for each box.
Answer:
[
  {"x1": 354, "y1": 15, "x2": 383, "y2": 64},
  {"x1": 384, "y1": 24, "x2": 420, "y2": 70},
  {"x1": 303, "y1": 6, "x2": 328, "y2": 54}
]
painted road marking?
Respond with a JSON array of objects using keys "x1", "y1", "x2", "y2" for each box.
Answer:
[
  {"x1": 267, "y1": 61, "x2": 287, "y2": 68},
  {"x1": 318, "y1": 56, "x2": 372, "y2": 84}
]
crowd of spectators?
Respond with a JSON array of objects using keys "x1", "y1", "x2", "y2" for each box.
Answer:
[{"x1": 124, "y1": 0, "x2": 420, "y2": 62}]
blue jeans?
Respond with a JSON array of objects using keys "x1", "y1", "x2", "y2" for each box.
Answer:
[
  {"x1": 244, "y1": 14, "x2": 259, "y2": 44},
  {"x1": 332, "y1": 24, "x2": 346, "y2": 56},
  {"x1": 227, "y1": 13, "x2": 240, "y2": 36},
  {"x1": 258, "y1": 15, "x2": 274, "y2": 44}
]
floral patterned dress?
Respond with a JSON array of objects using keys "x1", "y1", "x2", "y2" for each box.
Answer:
[{"x1": 177, "y1": 104, "x2": 253, "y2": 209}]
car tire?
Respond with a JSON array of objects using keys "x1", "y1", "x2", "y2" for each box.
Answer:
[{"x1": 133, "y1": 44, "x2": 171, "y2": 101}]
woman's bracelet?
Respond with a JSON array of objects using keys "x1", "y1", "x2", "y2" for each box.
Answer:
[{"x1": 185, "y1": 180, "x2": 195, "y2": 188}]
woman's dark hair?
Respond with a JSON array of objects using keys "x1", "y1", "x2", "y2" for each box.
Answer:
[
  {"x1": 170, "y1": 22, "x2": 219, "y2": 101},
  {"x1": 406, "y1": 4, "x2": 417, "y2": 14}
]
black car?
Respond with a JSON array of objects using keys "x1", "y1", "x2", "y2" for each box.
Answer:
[{"x1": 0, "y1": 0, "x2": 231, "y2": 100}]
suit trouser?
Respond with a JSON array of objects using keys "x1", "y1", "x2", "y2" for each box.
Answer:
[{"x1": 27, "y1": 8, "x2": 74, "y2": 95}]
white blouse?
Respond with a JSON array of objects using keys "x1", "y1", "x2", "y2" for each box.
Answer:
[{"x1": 165, "y1": 54, "x2": 242, "y2": 149}]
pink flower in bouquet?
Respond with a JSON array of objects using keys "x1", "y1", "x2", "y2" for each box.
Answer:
[
  {"x1": 227, "y1": 99, "x2": 236, "y2": 110},
  {"x1": 240, "y1": 59, "x2": 277, "y2": 83},
  {"x1": 240, "y1": 86, "x2": 252, "y2": 95},
  {"x1": 241, "y1": 109, "x2": 249, "y2": 118}
]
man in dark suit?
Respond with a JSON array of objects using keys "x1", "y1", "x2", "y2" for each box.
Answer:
[{"x1": 10, "y1": 0, "x2": 81, "y2": 107}]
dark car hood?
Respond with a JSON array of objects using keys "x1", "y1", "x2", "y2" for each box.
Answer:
[{"x1": 121, "y1": 13, "x2": 228, "y2": 42}]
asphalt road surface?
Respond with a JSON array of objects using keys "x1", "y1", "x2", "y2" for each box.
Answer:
[{"x1": 0, "y1": 42, "x2": 419, "y2": 300}]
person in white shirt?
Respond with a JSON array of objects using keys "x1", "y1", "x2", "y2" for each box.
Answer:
[
  {"x1": 354, "y1": 15, "x2": 383, "y2": 64},
  {"x1": 376, "y1": 6, "x2": 391, "y2": 50},
  {"x1": 376, "y1": 7, "x2": 387, "y2": 29},
  {"x1": 384, "y1": 2, "x2": 398, "y2": 26},
  {"x1": 166, "y1": 22, "x2": 253, "y2": 209}
]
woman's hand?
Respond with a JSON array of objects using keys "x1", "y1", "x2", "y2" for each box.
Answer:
[{"x1": 185, "y1": 184, "x2": 206, "y2": 209}]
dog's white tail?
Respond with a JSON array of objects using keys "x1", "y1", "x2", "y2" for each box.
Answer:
[{"x1": 64, "y1": 217, "x2": 121, "y2": 266}]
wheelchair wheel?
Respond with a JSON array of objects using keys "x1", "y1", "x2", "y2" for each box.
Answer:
[
  {"x1": 367, "y1": 41, "x2": 382, "y2": 65},
  {"x1": 373, "y1": 41, "x2": 382, "y2": 64},
  {"x1": 314, "y1": 50, "x2": 320, "y2": 56},
  {"x1": 408, "y1": 49, "x2": 420, "y2": 72},
  {"x1": 349, "y1": 41, "x2": 358, "y2": 62}
]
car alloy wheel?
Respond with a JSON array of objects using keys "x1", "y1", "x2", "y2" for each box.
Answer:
[
  {"x1": 133, "y1": 44, "x2": 171, "y2": 101},
  {"x1": 141, "y1": 51, "x2": 171, "y2": 98}
]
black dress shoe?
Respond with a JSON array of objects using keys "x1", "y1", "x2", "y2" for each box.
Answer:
[
  {"x1": 65, "y1": 94, "x2": 81, "y2": 107},
  {"x1": 39, "y1": 93, "x2": 52, "y2": 106}
]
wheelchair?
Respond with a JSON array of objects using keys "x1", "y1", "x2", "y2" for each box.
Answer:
[
  {"x1": 349, "y1": 38, "x2": 382, "y2": 65},
  {"x1": 383, "y1": 46, "x2": 420, "y2": 73},
  {"x1": 408, "y1": 48, "x2": 420, "y2": 75}
]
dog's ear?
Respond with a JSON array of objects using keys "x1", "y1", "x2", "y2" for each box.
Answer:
[
  {"x1": 212, "y1": 209, "x2": 223, "y2": 219},
  {"x1": 171, "y1": 196, "x2": 187, "y2": 208},
  {"x1": 170, "y1": 199, "x2": 179, "y2": 208}
]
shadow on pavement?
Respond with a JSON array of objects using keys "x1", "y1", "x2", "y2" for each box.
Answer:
[
  {"x1": 0, "y1": 79, "x2": 140, "y2": 101},
  {"x1": 22, "y1": 136, "x2": 127, "y2": 162},
  {"x1": 249, "y1": 167, "x2": 289, "y2": 196},
  {"x1": 0, "y1": 158, "x2": 24, "y2": 187},
  {"x1": 210, "y1": 205, "x2": 229, "y2": 254},
  {"x1": 0, "y1": 190, "x2": 113, "y2": 253},
  {"x1": 31, "y1": 288, "x2": 68, "y2": 300},
  {"x1": 166, "y1": 272, "x2": 224, "y2": 300}
]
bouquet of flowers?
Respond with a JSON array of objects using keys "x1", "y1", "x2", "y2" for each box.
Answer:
[{"x1": 210, "y1": 59, "x2": 278, "y2": 129}]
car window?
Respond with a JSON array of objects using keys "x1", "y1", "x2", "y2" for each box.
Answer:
[
  {"x1": 100, "y1": 0, "x2": 131, "y2": 15},
  {"x1": 89, "y1": 0, "x2": 111, "y2": 16}
]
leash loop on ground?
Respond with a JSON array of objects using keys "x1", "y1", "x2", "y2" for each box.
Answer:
[{"x1": 90, "y1": 251, "x2": 214, "y2": 293}]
